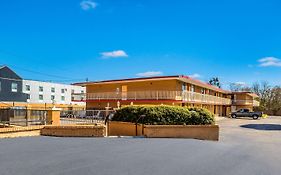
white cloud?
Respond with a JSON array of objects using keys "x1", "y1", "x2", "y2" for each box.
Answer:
[
  {"x1": 258, "y1": 57, "x2": 281, "y2": 67},
  {"x1": 136, "y1": 71, "x2": 163, "y2": 77},
  {"x1": 233, "y1": 82, "x2": 246, "y2": 86},
  {"x1": 188, "y1": 73, "x2": 201, "y2": 79},
  {"x1": 100, "y1": 50, "x2": 128, "y2": 58},
  {"x1": 80, "y1": 0, "x2": 98, "y2": 10}
]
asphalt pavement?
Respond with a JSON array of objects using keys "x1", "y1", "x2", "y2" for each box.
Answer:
[{"x1": 0, "y1": 116, "x2": 280, "y2": 175}]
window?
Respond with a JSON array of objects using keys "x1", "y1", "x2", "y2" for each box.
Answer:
[
  {"x1": 27, "y1": 94, "x2": 30, "y2": 100},
  {"x1": 39, "y1": 95, "x2": 43, "y2": 100},
  {"x1": 61, "y1": 89, "x2": 65, "y2": 93},
  {"x1": 39, "y1": 86, "x2": 43, "y2": 92},
  {"x1": 61, "y1": 96, "x2": 65, "y2": 101},
  {"x1": 0, "y1": 81, "x2": 1, "y2": 92},
  {"x1": 11, "y1": 83, "x2": 18, "y2": 92},
  {"x1": 182, "y1": 83, "x2": 187, "y2": 91},
  {"x1": 51, "y1": 87, "x2": 55, "y2": 93},
  {"x1": 81, "y1": 90, "x2": 84, "y2": 93},
  {"x1": 51, "y1": 95, "x2": 55, "y2": 101},
  {"x1": 201, "y1": 88, "x2": 205, "y2": 94},
  {"x1": 71, "y1": 89, "x2": 75, "y2": 94},
  {"x1": 191, "y1": 85, "x2": 194, "y2": 92},
  {"x1": 26, "y1": 85, "x2": 30, "y2": 91}
]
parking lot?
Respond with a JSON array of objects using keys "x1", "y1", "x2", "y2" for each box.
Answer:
[{"x1": 0, "y1": 116, "x2": 281, "y2": 175}]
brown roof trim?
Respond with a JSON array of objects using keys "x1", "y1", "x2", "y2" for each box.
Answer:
[
  {"x1": 231, "y1": 91, "x2": 259, "y2": 97},
  {"x1": 73, "y1": 75, "x2": 180, "y2": 85},
  {"x1": 179, "y1": 75, "x2": 230, "y2": 93},
  {"x1": 73, "y1": 75, "x2": 230, "y2": 93}
]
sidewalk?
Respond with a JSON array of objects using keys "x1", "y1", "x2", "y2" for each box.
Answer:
[{"x1": 215, "y1": 116, "x2": 229, "y2": 122}]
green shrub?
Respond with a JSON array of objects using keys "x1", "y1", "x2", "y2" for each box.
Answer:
[{"x1": 112, "y1": 105, "x2": 215, "y2": 125}]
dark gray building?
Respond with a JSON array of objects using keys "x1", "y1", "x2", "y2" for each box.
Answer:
[{"x1": 0, "y1": 66, "x2": 27, "y2": 102}]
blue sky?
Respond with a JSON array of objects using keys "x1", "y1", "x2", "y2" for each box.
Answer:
[{"x1": 1, "y1": 0, "x2": 281, "y2": 89}]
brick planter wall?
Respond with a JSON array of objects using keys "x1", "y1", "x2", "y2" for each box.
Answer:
[
  {"x1": 41, "y1": 125, "x2": 105, "y2": 137},
  {"x1": 107, "y1": 121, "x2": 143, "y2": 136},
  {"x1": 144, "y1": 125, "x2": 219, "y2": 141},
  {"x1": 107, "y1": 121, "x2": 219, "y2": 141}
]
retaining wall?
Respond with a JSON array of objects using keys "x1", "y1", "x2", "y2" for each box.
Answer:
[{"x1": 41, "y1": 125, "x2": 105, "y2": 137}]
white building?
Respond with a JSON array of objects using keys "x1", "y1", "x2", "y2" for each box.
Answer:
[{"x1": 22, "y1": 79, "x2": 85, "y2": 105}]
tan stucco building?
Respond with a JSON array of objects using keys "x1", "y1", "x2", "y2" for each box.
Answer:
[{"x1": 74, "y1": 75, "x2": 259, "y2": 116}]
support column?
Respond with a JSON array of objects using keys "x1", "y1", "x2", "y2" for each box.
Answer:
[
  {"x1": 105, "y1": 106, "x2": 111, "y2": 137},
  {"x1": 46, "y1": 108, "x2": 61, "y2": 125}
]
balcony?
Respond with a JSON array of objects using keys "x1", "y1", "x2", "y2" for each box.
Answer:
[
  {"x1": 232, "y1": 100, "x2": 260, "y2": 106},
  {"x1": 72, "y1": 91, "x2": 232, "y2": 105}
]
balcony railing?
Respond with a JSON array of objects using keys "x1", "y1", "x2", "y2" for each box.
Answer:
[
  {"x1": 232, "y1": 100, "x2": 260, "y2": 106},
  {"x1": 72, "y1": 91, "x2": 232, "y2": 105}
]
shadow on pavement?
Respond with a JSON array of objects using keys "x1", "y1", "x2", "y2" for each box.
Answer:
[{"x1": 240, "y1": 124, "x2": 281, "y2": 131}]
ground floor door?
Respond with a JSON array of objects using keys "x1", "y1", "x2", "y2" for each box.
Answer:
[
  {"x1": 231, "y1": 106, "x2": 236, "y2": 112},
  {"x1": 222, "y1": 106, "x2": 227, "y2": 116}
]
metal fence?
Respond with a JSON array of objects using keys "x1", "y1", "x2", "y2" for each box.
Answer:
[
  {"x1": 0, "y1": 108, "x2": 47, "y2": 127},
  {"x1": 60, "y1": 110, "x2": 115, "y2": 125},
  {"x1": 1, "y1": 108, "x2": 116, "y2": 127}
]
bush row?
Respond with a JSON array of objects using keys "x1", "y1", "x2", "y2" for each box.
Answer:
[{"x1": 111, "y1": 105, "x2": 215, "y2": 125}]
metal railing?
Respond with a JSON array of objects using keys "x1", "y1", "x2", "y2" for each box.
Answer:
[
  {"x1": 232, "y1": 100, "x2": 260, "y2": 106},
  {"x1": 181, "y1": 91, "x2": 232, "y2": 105},
  {"x1": 60, "y1": 110, "x2": 115, "y2": 125},
  {"x1": 0, "y1": 109, "x2": 47, "y2": 127},
  {"x1": 72, "y1": 91, "x2": 232, "y2": 105}
]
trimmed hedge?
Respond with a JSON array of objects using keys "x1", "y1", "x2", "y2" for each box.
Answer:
[{"x1": 112, "y1": 105, "x2": 215, "y2": 125}]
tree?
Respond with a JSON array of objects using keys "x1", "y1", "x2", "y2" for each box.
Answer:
[
  {"x1": 209, "y1": 77, "x2": 221, "y2": 88},
  {"x1": 251, "y1": 81, "x2": 271, "y2": 111},
  {"x1": 268, "y1": 86, "x2": 281, "y2": 115}
]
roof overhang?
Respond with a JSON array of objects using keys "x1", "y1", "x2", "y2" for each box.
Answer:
[
  {"x1": 73, "y1": 75, "x2": 230, "y2": 93},
  {"x1": 73, "y1": 75, "x2": 180, "y2": 86},
  {"x1": 231, "y1": 91, "x2": 259, "y2": 98}
]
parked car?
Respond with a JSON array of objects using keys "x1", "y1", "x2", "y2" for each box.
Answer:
[{"x1": 230, "y1": 109, "x2": 262, "y2": 120}]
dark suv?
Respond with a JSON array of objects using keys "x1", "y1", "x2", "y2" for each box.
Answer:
[{"x1": 230, "y1": 109, "x2": 262, "y2": 120}]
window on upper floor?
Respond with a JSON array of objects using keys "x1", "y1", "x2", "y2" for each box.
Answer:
[
  {"x1": 61, "y1": 89, "x2": 65, "y2": 93},
  {"x1": 182, "y1": 83, "x2": 187, "y2": 91},
  {"x1": 27, "y1": 94, "x2": 30, "y2": 100},
  {"x1": 191, "y1": 85, "x2": 195, "y2": 92},
  {"x1": 81, "y1": 90, "x2": 84, "y2": 94},
  {"x1": 39, "y1": 86, "x2": 43, "y2": 92},
  {"x1": 71, "y1": 89, "x2": 75, "y2": 94},
  {"x1": 61, "y1": 96, "x2": 65, "y2": 101},
  {"x1": 116, "y1": 88, "x2": 120, "y2": 94},
  {"x1": 51, "y1": 95, "x2": 55, "y2": 101},
  {"x1": 26, "y1": 85, "x2": 30, "y2": 91},
  {"x1": 39, "y1": 95, "x2": 43, "y2": 100},
  {"x1": 51, "y1": 87, "x2": 55, "y2": 93},
  {"x1": 11, "y1": 83, "x2": 18, "y2": 92},
  {"x1": 201, "y1": 88, "x2": 205, "y2": 94}
]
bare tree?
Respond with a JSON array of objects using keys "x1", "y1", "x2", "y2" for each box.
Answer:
[
  {"x1": 251, "y1": 81, "x2": 271, "y2": 112},
  {"x1": 267, "y1": 86, "x2": 281, "y2": 115}
]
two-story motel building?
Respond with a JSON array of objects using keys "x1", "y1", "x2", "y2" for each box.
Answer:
[{"x1": 73, "y1": 75, "x2": 259, "y2": 116}]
